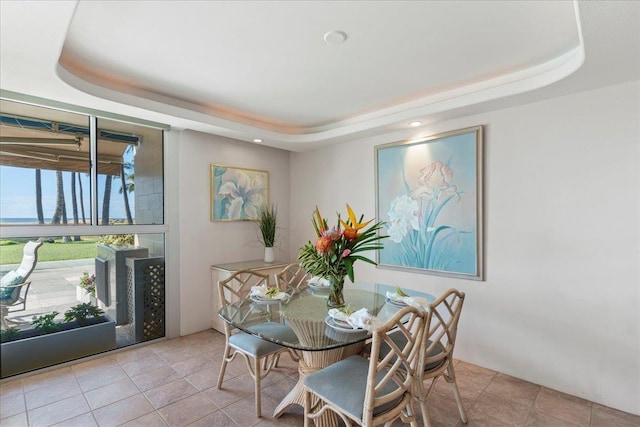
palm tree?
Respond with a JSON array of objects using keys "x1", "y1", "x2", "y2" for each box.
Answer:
[
  {"x1": 78, "y1": 173, "x2": 86, "y2": 224},
  {"x1": 51, "y1": 170, "x2": 71, "y2": 242},
  {"x1": 35, "y1": 169, "x2": 44, "y2": 224},
  {"x1": 101, "y1": 175, "x2": 112, "y2": 225},
  {"x1": 70, "y1": 172, "x2": 81, "y2": 241},
  {"x1": 118, "y1": 163, "x2": 134, "y2": 224}
]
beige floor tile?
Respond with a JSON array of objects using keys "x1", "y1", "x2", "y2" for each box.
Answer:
[
  {"x1": 50, "y1": 412, "x2": 98, "y2": 427},
  {"x1": 83, "y1": 377, "x2": 140, "y2": 410},
  {"x1": 157, "y1": 346, "x2": 204, "y2": 364},
  {"x1": 70, "y1": 356, "x2": 118, "y2": 377},
  {"x1": 170, "y1": 354, "x2": 217, "y2": 377},
  {"x1": 130, "y1": 365, "x2": 183, "y2": 392},
  {"x1": 120, "y1": 411, "x2": 168, "y2": 427},
  {"x1": 75, "y1": 364, "x2": 128, "y2": 393},
  {"x1": 202, "y1": 375, "x2": 254, "y2": 409},
  {"x1": 0, "y1": 392, "x2": 26, "y2": 419},
  {"x1": 590, "y1": 403, "x2": 640, "y2": 427},
  {"x1": 221, "y1": 394, "x2": 264, "y2": 426},
  {"x1": 186, "y1": 410, "x2": 237, "y2": 427},
  {"x1": 144, "y1": 379, "x2": 199, "y2": 409},
  {"x1": 471, "y1": 391, "x2": 531, "y2": 425},
  {"x1": 533, "y1": 387, "x2": 591, "y2": 426},
  {"x1": 424, "y1": 390, "x2": 468, "y2": 426},
  {"x1": 524, "y1": 409, "x2": 582, "y2": 426},
  {"x1": 157, "y1": 393, "x2": 217, "y2": 427},
  {"x1": 21, "y1": 368, "x2": 75, "y2": 393},
  {"x1": 92, "y1": 394, "x2": 154, "y2": 427},
  {"x1": 483, "y1": 372, "x2": 540, "y2": 408},
  {"x1": 0, "y1": 411, "x2": 28, "y2": 427},
  {"x1": 184, "y1": 366, "x2": 222, "y2": 391},
  {"x1": 25, "y1": 376, "x2": 82, "y2": 410},
  {"x1": 0, "y1": 379, "x2": 24, "y2": 399},
  {"x1": 120, "y1": 353, "x2": 168, "y2": 377},
  {"x1": 27, "y1": 394, "x2": 90, "y2": 427},
  {"x1": 114, "y1": 346, "x2": 156, "y2": 365}
]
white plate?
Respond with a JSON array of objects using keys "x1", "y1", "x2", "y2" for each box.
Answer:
[
  {"x1": 250, "y1": 295, "x2": 286, "y2": 304},
  {"x1": 324, "y1": 315, "x2": 364, "y2": 333},
  {"x1": 385, "y1": 297, "x2": 407, "y2": 307}
]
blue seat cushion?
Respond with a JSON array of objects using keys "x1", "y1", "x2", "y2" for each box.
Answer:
[
  {"x1": 304, "y1": 355, "x2": 403, "y2": 420},
  {"x1": 0, "y1": 272, "x2": 24, "y2": 301},
  {"x1": 229, "y1": 322, "x2": 297, "y2": 357},
  {"x1": 372, "y1": 332, "x2": 446, "y2": 372},
  {"x1": 1, "y1": 271, "x2": 23, "y2": 287}
]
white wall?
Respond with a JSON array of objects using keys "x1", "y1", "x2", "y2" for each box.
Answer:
[
  {"x1": 289, "y1": 80, "x2": 640, "y2": 414},
  {"x1": 177, "y1": 130, "x2": 291, "y2": 335}
]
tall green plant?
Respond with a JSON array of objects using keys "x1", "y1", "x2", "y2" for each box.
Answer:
[{"x1": 257, "y1": 203, "x2": 277, "y2": 247}]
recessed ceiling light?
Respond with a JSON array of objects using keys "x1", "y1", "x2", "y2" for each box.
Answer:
[
  {"x1": 324, "y1": 30, "x2": 347, "y2": 45},
  {"x1": 253, "y1": 138, "x2": 263, "y2": 143},
  {"x1": 409, "y1": 121, "x2": 423, "y2": 127}
]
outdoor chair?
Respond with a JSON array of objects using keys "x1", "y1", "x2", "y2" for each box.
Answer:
[
  {"x1": 303, "y1": 305, "x2": 427, "y2": 427},
  {"x1": 0, "y1": 238, "x2": 44, "y2": 328},
  {"x1": 275, "y1": 262, "x2": 310, "y2": 293},
  {"x1": 216, "y1": 269, "x2": 299, "y2": 417}
]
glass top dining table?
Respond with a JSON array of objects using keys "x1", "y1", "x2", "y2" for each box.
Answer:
[
  {"x1": 217, "y1": 281, "x2": 435, "y2": 352},
  {"x1": 218, "y1": 281, "x2": 435, "y2": 423}
]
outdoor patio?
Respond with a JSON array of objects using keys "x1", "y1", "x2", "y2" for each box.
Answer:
[
  {"x1": 1, "y1": 259, "x2": 93, "y2": 329},
  {"x1": 1, "y1": 259, "x2": 136, "y2": 347}
]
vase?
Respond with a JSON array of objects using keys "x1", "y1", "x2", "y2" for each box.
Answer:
[
  {"x1": 264, "y1": 247, "x2": 274, "y2": 263},
  {"x1": 327, "y1": 275, "x2": 346, "y2": 308}
]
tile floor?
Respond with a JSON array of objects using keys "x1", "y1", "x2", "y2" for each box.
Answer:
[{"x1": 1, "y1": 329, "x2": 638, "y2": 427}]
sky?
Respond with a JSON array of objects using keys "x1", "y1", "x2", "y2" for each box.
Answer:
[{"x1": 0, "y1": 166, "x2": 131, "y2": 220}]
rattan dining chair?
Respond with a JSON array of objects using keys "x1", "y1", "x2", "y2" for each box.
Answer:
[
  {"x1": 375, "y1": 288, "x2": 467, "y2": 426},
  {"x1": 216, "y1": 269, "x2": 299, "y2": 417},
  {"x1": 275, "y1": 263, "x2": 310, "y2": 293},
  {"x1": 303, "y1": 305, "x2": 427, "y2": 427},
  {"x1": 414, "y1": 288, "x2": 467, "y2": 426}
]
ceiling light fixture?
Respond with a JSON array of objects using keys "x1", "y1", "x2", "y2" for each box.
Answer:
[
  {"x1": 409, "y1": 121, "x2": 423, "y2": 127},
  {"x1": 323, "y1": 30, "x2": 347, "y2": 45},
  {"x1": 253, "y1": 138, "x2": 263, "y2": 143}
]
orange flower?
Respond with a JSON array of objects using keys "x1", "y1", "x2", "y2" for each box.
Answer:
[
  {"x1": 315, "y1": 236, "x2": 331, "y2": 253},
  {"x1": 340, "y1": 204, "x2": 372, "y2": 241}
]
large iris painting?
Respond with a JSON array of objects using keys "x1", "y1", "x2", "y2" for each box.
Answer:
[
  {"x1": 211, "y1": 164, "x2": 269, "y2": 221},
  {"x1": 375, "y1": 126, "x2": 484, "y2": 280}
]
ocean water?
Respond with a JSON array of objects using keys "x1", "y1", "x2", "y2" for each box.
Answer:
[{"x1": 0, "y1": 218, "x2": 50, "y2": 224}]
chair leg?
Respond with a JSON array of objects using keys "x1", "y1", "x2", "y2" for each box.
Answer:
[
  {"x1": 415, "y1": 379, "x2": 432, "y2": 427},
  {"x1": 254, "y1": 356, "x2": 262, "y2": 417},
  {"x1": 445, "y1": 364, "x2": 467, "y2": 423},
  {"x1": 303, "y1": 388, "x2": 311, "y2": 427},
  {"x1": 217, "y1": 344, "x2": 231, "y2": 389}
]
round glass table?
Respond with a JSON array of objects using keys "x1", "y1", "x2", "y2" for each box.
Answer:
[{"x1": 218, "y1": 281, "x2": 434, "y2": 424}]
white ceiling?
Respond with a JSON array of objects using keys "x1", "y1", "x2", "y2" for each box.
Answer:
[{"x1": 1, "y1": 1, "x2": 639, "y2": 152}]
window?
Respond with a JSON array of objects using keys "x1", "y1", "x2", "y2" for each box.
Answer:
[{"x1": 0, "y1": 98, "x2": 167, "y2": 377}]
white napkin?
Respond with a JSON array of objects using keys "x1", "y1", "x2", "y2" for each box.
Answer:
[
  {"x1": 385, "y1": 291, "x2": 431, "y2": 312},
  {"x1": 328, "y1": 307, "x2": 379, "y2": 331},
  {"x1": 307, "y1": 276, "x2": 330, "y2": 287},
  {"x1": 250, "y1": 284, "x2": 287, "y2": 300}
]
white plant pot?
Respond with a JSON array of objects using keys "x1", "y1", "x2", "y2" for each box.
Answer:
[{"x1": 264, "y1": 247, "x2": 275, "y2": 263}]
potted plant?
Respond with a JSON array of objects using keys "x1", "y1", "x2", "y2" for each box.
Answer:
[
  {"x1": 1, "y1": 303, "x2": 116, "y2": 378},
  {"x1": 76, "y1": 271, "x2": 96, "y2": 303},
  {"x1": 257, "y1": 203, "x2": 277, "y2": 263}
]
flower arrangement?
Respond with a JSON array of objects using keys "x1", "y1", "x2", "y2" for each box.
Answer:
[
  {"x1": 79, "y1": 271, "x2": 96, "y2": 297},
  {"x1": 298, "y1": 205, "x2": 386, "y2": 307}
]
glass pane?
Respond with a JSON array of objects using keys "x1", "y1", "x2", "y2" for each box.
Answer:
[
  {"x1": 96, "y1": 118, "x2": 164, "y2": 225},
  {"x1": 1, "y1": 233, "x2": 165, "y2": 377},
  {"x1": 0, "y1": 100, "x2": 92, "y2": 225}
]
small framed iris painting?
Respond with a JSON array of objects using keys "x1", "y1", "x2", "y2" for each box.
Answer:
[
  {"x1": 375, "y1": 126, "x2": 484, "y2": 280},
  {"x1": 210, "y1": 164, "x2": 269, "y2": 221}
]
